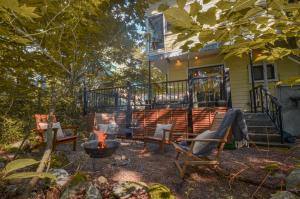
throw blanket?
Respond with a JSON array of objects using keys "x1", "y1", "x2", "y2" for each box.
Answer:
[
  {"x1": 217, "y1": 109, "x2": 249, "y2": 142},
  {"x1": 195, "y1": 109, "x2": 249, "y2": 156}
]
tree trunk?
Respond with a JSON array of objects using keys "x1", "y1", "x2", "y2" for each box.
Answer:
[{"x1": 27, "y1": 82, "x2": 57, "y2": 193}]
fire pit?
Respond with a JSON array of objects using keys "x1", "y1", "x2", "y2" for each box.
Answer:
[{"x1": 82, "y1": 140, "x2": 120, "y2": 158}]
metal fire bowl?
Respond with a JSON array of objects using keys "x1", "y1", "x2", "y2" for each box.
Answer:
[{"x1": 82, "y1": 140, "x2": 120, "y2": 158}]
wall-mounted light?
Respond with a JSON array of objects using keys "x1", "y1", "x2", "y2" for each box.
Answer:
[
  {"x1": 194, "y1": 56, "x2": 199, "y2": 60},
  {"x1": 176, "y1": 60, "x2": 181, "y2": 64}
]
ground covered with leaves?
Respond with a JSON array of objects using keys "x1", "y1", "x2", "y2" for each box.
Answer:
[
  {"x1": 1, "y1": 140, "x2": 300, "y2": 199},
  {"x1": 61, "y1": 140, "x2": 299, "y2": 198}
]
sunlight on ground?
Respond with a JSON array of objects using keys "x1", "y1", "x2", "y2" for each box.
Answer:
[{"x1": 112, "y1": 169, "x2": 143, "y2": 182}]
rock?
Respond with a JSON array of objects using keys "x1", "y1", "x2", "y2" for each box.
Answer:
[
  {"x1": 97, "y1": 176, "x2": 108, "y2": 185},
  {"x1": 0, "y1": 161, "x2": 5, "y2": 169},
  {"x1": 112, "y1": 155, "x2": 130, "y2": 166},
  {"x1": 60, "y1": 183, "x2": 87, "y2": 199},
  {"x1": 112, "y1": 181, "x2": 148, "y2": 199},
  {"x1": 10, "y1": 140, "x2": 31, "y2": 150},
  {"x1": 85, "y1": 183, "x2": 102, "y2": 199},
  {"x1": 60, "y1": 183, "x2": 102, "y2": 199},
  {"x1": 270, "y1": 191, "x2": 300, "y2": 199},
  {"x1": 49, "y1": 169, "x2": 70, "y2": 187},
  {"x1": 286, "y1": 169, "x2": 300, "y2": 191}
]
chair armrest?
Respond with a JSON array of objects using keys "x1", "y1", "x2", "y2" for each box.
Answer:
[
  {"x1": 182, "y1": 138, "x2": 224, "y2": 143},
  {"x1": 61, "y1": 125, "x2": 79, "y2": 130},
  {"x1": 61, "y1": 126, "x2": 78, "y2": 136}
]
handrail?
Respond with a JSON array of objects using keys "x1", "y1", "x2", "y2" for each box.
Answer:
[{"x1": 249, "y1": 85, "x2": 284, "y2": 143}]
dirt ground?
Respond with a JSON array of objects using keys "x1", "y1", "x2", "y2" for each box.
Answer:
[{"x1": 57, "y1": 140, "x2": 300, "y2": 199}]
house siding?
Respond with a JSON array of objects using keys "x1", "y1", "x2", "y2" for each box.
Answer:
[{"x1": 146, "y1": 1, "x2": 300, "y2": 110}]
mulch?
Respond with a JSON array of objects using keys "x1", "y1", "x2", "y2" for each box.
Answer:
[{"x1": 58, "y1": 140, "x2": 300, "y2": 199}]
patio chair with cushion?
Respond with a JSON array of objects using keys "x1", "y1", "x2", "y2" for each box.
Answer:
[
  {"x1": 143, "y1": 121, "x2": 176, "y2": 152},
  {"x1": 34, "y1": 114, "x2": 78, "y2": 151},
  {"x1": 173, "y1": 109, "x2": 248, "y2": 178}
]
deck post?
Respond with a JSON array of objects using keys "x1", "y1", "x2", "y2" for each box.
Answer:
[
  {"x1": 187, "y1": 53, "x2": 193, "y2": 134},
  {"x1": 148, "y1": 59, "x2": 152, "y2": 107},
  {"x1": 126, "y1": 81, "x2": 132, "y2": 128}
]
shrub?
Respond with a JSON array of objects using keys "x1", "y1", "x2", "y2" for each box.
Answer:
[{"x1": 0, "y1": 117, "x2": 24, "y2": 146}]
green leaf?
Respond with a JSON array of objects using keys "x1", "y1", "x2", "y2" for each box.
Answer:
[
  {"x1": 197, "y1": 7, "x2": 217, "y2": 26},
  {"x1": 203, "y1": 0, "x2": 211, "y2": 4},
  {"x1": 19, "y1": 5, "x2": 40, "y2": 19},
  {"x1": 254, "y1": 55, "x2": 268, "y2": 62},
  {"x1": 149, "y1": 184, "x2": 176, "y2": 199},
  {"x1": 233, "y1": 0, "x2": 256, "y2": 12},
  {"x1": 190, "y1": 2, "x2": 201, "y2": 16},
  {"x1": 164, "y1": 7, "x2": 193, "y2": 29},
  {"x1": 216, "y1": 0, "x2": 234, "y2": 10},
  {"x1": 177, "y1": 0, "x2": 187, "y2": 8},
  {"x1": 4, "y1": 172, "x2": 56, "y2": 180},
  {"x1": 297, "y1": 38, "x2": 300, "y2": 48},
  {"x1": 4, "y1": 159, "x2": 39, "y2": 174},
  {"x1": 0, "y1": 0, "x2": 19, "y2": 10},
  {"x1": 158, "y1": 3, "x2": 169, "y2": 12}
]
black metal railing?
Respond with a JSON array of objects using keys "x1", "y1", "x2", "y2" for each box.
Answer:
[
  {"x1": 250, "y1": 85, "x2": 284, "y2": 143},
  {"x1": 84, "y1": 76, "x2": 227, "y2": 113}
]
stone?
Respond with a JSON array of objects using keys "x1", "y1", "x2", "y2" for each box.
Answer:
[
  {"x1": 85, "y1": 183, "x2": 102, "y2": 199},
  {"x1": 112, "y1": 155, "x2": 130, "y2": 166},
  {"x1": 112, "y1": 181, "x2": 148, "y2": 199},
  {"x1": 60, "y1": 183, "x2": 87, "y2": 199},
  {"x1": 49, "y1": 169, "x2": 70, "y2": 187},
  {"x1": 0, "y1": 161, "x2": 5, "y2": 169},
  {"x1": 97, "y1": 176, "x2": 108, "y2": 185},
  {"x1": 270, "y1": 191, "x2": 300, "y2": 199},
  {"x1": 286, "y1": 169, "x2": 300, "y2": 191},
  {"x1": 10, "y1": 140, "x2": 31, "y2": 150}
]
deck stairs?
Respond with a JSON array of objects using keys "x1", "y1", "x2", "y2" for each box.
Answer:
[{"x1": 245, "y1": 112, "x2": 293, "y2": 148}]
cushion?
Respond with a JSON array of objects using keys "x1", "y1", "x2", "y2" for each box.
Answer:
[
  {"x1": 192, "y1": 130, "x2": 216, "y2": 155},
  {"x1": 98, "y1": 124, "x2": 109, "y2": 133},
  {"x1": 107, "y1": 123, "x2": 119, "y2": 135},
  {"x1": 154, "y1": 124, "x2": 172, "y2": 141},
  {"x1": 38, "y1": 122, "x2": 65, "y2": 139}
]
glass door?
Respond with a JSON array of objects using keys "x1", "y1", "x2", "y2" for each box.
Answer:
[{"x1": 189, "y1": 65, "x2": 226, "y2": 107}]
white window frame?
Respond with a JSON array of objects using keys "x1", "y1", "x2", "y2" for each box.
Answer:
[{"x1": 248, "y1": 62, "x2": 278, "y2": 83}]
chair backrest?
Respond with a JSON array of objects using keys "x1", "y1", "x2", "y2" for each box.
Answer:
[
  {"x1": 93, "y1": 112, "x2": 126, "y2": 131},
  {"x1": 34, "y1": 114, "x2": 57, "y2": 130},
  {"x1": 210, "y1": 112, "x2": 226, "y2": 131}
]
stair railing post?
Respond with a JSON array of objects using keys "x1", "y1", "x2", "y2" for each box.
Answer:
[
  {"x1": 260, "y1": 87, "x2": 264, "y2": 112},
  {"x1": 278, "y1": 106, "x2": 284, "y2": 144}
]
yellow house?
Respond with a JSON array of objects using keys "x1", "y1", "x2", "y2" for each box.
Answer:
[{"x1": 146, "y1": 0, "x2": 300, "y2": 112}]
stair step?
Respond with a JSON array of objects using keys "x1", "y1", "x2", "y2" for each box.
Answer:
[
  {"x1": 246, "y1": 119, "x2": 274, "y2": 126},
  {"x1": 249, "y1": 141, "x2": 294, "y2": 148},
  {"x1": 244, "y1": 113, "x2": 269, "y2": 120},
  {"x1": 248, "y1": 133, "x2": 282, "y2": 142}
]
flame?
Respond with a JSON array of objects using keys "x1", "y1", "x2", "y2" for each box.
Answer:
[{"x1": 94, "y1": 131, "x2": 107, "y2": 149}]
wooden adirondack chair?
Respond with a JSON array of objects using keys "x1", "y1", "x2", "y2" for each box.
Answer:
[
  {"x1": 172, "y1": 112, "x2": 232, "y2": 178},
  {"x1": 143, "y1": 121, "x2": 176, "y2": 152},
  {"x1": 34, "y1": 114, "x2": 78, "y2": 151}
]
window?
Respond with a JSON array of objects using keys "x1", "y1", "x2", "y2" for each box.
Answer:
[
  {"x1": 148, "y1": 14, "x2": 164, "y2": 50},
  {"x1": 250, "y1": 63, "x2": 277, "y2": 81}
]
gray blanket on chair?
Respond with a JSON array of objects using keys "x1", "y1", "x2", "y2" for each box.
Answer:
[
  {"x1": 194, "y1": 109, "x2": 249, "y2": 156},
  {"x1": 216, "y1": 109, "x2": 249, "y2": 141}
]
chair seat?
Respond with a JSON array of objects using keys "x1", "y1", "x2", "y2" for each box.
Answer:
[{"x1": 56, "y1": 135, "x2": 77, "y2": 142}]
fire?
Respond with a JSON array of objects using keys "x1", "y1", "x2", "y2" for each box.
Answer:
[{"x1": 94, "y1": 131, "x2": 107, "y2": 149}]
